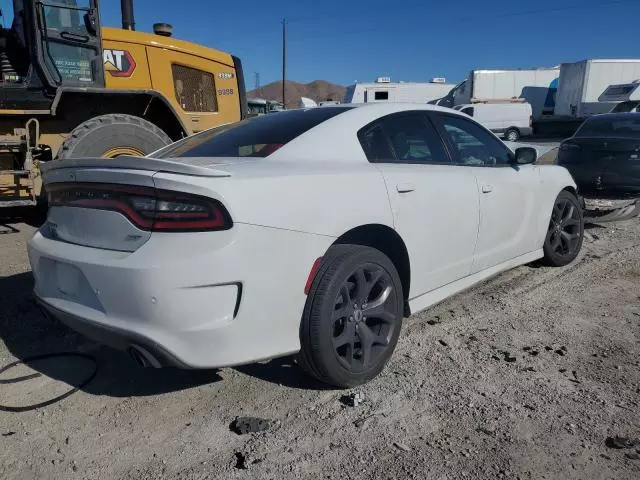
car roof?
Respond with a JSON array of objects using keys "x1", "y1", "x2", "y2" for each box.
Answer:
[
  {"x1": 271, "y1": 103, "x2": 467, "y2": 163},
  {"x1": 337, "y1": 102, "x2": 457, "y2": 114}
]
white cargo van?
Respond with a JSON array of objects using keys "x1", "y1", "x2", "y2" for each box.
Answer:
[
  {"x1": 455, "y1": 103, "x2": 533, "y2": 141},
  {"x1": 433, "y1": 68, "x2": 560, "y2": 119}
]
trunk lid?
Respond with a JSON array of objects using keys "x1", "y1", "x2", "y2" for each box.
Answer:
[{"x1": 41, "y1": 156, "x2": 234, "y2": 252}]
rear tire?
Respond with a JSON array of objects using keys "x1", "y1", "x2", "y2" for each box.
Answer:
[
  {"x1": 298, "y1": 245, "x2": 404, "y2": 388},
  {"x1": 505, "y1": 128, "x2": 520, "y2": 142},
  {"x1": 57, "y1": 114, "x2": 172, "y2": 159},
  {"x1": 542, "y1": 191, "x2": 584, "y2": 267}
]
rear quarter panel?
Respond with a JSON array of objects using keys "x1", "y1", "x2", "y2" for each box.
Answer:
[{"x1": 152, "y1": 160, "x2": 395, "y2": 237}]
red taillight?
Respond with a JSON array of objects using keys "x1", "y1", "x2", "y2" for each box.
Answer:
[
  {"x1": 304, "y1": 257, "x2": 323, "y2": 295},
  {"x1": 47, "y1": 183, "x2": 231, "y2": 232}
]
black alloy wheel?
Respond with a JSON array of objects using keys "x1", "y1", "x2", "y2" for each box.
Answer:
[
  {"x1": 542, "y1": 191, "x2": 584, "y2": 267},
  {"x1": 331, "y1": 264, "x2": 396, "y2": 371},
  {"x1": 298, "y1": 245, "x2": 403, "y2": 387}
]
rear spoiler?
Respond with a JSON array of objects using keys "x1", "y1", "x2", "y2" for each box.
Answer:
[{"x1": 41, "y1": 156, "x2": 232, "y2": 178}]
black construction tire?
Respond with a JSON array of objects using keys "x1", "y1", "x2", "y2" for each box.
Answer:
[
  {"x1": 297, "y1": 244, "x2": 404, "y2": 388},
  {"x1": 57, "y1": 114, "x2": 172, "y2": 159},
  {"x1": 505, "y1": 128, "x2": 520, "y2": 142},
  {"x1": 542, "y1": 190, "x2": 584, "y2": 267}
]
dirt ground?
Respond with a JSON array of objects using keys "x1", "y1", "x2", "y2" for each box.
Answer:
[{"x1": 0, "y1": 212, "x2": 639, "y2": 480}]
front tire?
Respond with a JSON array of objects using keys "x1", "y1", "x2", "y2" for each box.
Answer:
[
  {"x1": 542, "y1": 191, "x2": 584, "y2": 267},
  {"x1": 57, "y1": 114, "x2": 172, "y2": 159},
  {"x1": 505, "y1": 128, "x2": 520, "y2": 142},
  {"x1": 298, "y1": 245, "x2": 404, "y2": 388}
]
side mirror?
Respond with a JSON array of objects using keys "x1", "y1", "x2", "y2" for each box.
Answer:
[{"x1": 513, "y1": 147, "x2": 537, "y2": 165}]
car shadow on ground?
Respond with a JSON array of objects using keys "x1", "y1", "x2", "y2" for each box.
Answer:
[
  {"x1": 234, "y1": 357, "x2": 333, "y2": 391},
  {"x1": 0, "y1": 271, "x2": 328, "y2": 408},
  {"x1": 0, "y1": 272, "x2": 222, "y2": 404}
]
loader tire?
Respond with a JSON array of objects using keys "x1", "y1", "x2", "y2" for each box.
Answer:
[{"x1": 57, "y1": 114, "x2": 172, "y2": 159}]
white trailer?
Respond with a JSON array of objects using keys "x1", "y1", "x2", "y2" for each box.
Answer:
[
  {"x1": 438, "y1": 68, "x2": 560, "y2": 120},
  {"x1": 600, "y1": 81, "x2": 640, "y2": 113},
  {"x1": 554, "y1": 59, "x2": 640, "y2": 118},
  {"x1": 343, "y1": 77, "x2": 455, "y2": 104}
]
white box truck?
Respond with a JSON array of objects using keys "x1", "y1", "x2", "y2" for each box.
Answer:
[
  {"x1": 433, "y1": 68, "x2": 560, "y2": 120},
  {"x1": 343, "y1": 77, "x2": 455, "y2": 104},
  {"x1": 554, "y1": 59, "x2": 640, "y2": 118}
]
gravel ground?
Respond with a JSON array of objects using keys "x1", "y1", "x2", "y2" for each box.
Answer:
[{"x1": 1, "y1": 212, "x2": 639, "y2": 480}]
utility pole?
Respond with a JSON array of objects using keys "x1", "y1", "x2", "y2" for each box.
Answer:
[{"x1": 282, "y1": 18, "x2": 286, "y2": 109}]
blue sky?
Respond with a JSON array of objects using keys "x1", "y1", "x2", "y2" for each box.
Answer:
[{"x1": 7, "y1": 0, "x2": 639, "y2": 87}]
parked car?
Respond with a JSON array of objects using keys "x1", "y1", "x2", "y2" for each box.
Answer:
[
  {"x1": 28, "y1": 104, "x2": 583, "y2": 387},
  {"x1": 455, "y1": 102, "x2": 533, "y2": 141},
  {"x1": 557, "y1": 112, "x2": 640, "y2": 196}
]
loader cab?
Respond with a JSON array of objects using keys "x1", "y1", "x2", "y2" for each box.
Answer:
[{"x1": 0, "y1": 0, "x2": 103, "y2": 109}]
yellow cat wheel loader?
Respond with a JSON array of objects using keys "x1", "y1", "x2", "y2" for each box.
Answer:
[{"x1": 0, "y1": 0, "x2": 247, "y2": 207}]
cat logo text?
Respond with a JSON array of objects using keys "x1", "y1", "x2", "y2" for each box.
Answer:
[{"x1": 103, "y1": 49, "x2": 136, "y2": 77}]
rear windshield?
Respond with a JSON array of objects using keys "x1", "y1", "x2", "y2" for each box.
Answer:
[
  {"x1": 575, "y1": 115, "x2": 640, "y2": 138},
  {"x1": 156, "y1": 107, "x2": 353, "y2": 158}
]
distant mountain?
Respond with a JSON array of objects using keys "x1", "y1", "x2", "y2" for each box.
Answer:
[{"x1": 248, "y1": 80, "x2": 347, "y2": 108}]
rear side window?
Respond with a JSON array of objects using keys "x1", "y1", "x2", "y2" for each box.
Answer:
[
  {"x1": 461, "y1": 107, "x2": 474, "y2": 117},
  {"x1": 360, "y1": 125, "x2": 395, "y2": 161},
  {"x1": 359, "y1": 113, "x2": 449, "y2": 164},
  {"x1": 172, "y1": 64, "x2": 217, "y2": 113},
  {"x1": 157, "y1": 107, "x2": 353, "y2": 158}
]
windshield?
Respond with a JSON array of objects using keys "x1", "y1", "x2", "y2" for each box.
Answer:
[
  {"x1": 575, "y1": 115, "x2": 640, "y2": 138},
  {"x1": 157, "y1": 107, "x2": 353, "y2": 158}
]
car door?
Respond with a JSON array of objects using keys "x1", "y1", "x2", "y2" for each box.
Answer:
[
  {"x1": 430, "y1": 112, "x2": 541, "y2": 273},
  {"x1": 29, "y1": 0, "x2": 104, "y2": 88},
  {"x1": 358, "y1": 112, "x2": 480, "y2": 299}
]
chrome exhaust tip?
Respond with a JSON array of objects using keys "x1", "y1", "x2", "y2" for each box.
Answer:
[{"x1": 128, "y1": 345, "x2": 162, "y2": 368}]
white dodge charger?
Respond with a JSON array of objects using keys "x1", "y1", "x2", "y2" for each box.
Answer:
[{"x1": 28, "y1": 104, "x2": 583, "y2": 387}]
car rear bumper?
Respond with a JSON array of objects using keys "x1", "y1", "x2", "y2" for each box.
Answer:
[
  {"x1": 28, "y1": 223, "x2": 333, "y2": 368},
  {"x1": 37, "y1": 297, "x2": 190, "y2": 368}
]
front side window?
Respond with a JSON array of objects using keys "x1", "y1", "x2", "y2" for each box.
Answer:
[
  {"x1": 359, "y1": 113, "x2": 449, "y2": 164},
  {"x1": 157, "y1": 107, "x2": 353, "y2": 158},
  {"x1": 434, "y1": 114, "x2": 512, "y2": 166}
]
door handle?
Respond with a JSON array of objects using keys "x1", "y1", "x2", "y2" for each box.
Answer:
[
  {"x1": 396, "y1": 183, "x2": 416, "y2": 193},
  {"x1": 60, "y1": 31, "x2": 90, "y2": 43},
  {"x1": 481, "y1": 184, "x2": 493, "y2": 193}
]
